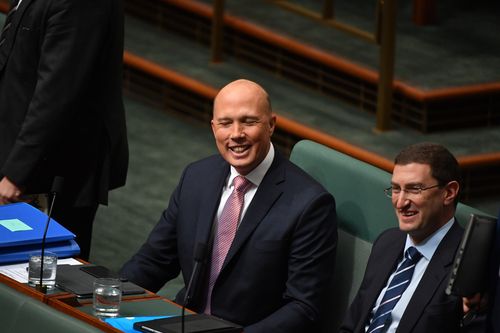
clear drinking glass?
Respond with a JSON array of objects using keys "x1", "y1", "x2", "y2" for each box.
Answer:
[
  {"x1": 93, "y1": 277, "x2": 122, "y2": 317},
  {"x1": 28, "y1": 251, "x2": 57, "y2": 289}
]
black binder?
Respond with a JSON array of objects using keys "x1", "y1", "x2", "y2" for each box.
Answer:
[
  {"x1": 446, "y1": 213, "x2": 497, "y2": 296},
  {"x1": 55, "y1": 264, "x2": 145, "y2": 297},
  {"x1": 133, "y1": 314, "x2": 242, "y2": 333}
]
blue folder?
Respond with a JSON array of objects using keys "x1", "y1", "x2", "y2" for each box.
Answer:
[
  {"x1": 0, "y1": 202, "x2": 75, "y2": 247},
  {"x1": 0, "y1": 239, "x2": 80, "y2": 264},
  {"x1": 0, "y1": 202, "x2": 80, "y2": 264}
]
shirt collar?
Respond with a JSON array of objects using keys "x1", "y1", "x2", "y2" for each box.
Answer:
[
  {"x1": 227, "y1": 144, "x2": 275, "y2": 188},
  {"x1": 405, "y1": 217, "x2": 455, "y2": 261}
]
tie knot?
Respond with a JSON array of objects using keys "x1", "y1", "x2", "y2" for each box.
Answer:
[
  {"x1": 233, "y1": 176, "x2": 252, "y2": 193},
  {"x1": 405, "y1": 246, "x2": 422, "y2": 263}
]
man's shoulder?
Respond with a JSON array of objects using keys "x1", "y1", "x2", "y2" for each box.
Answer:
[
  {"x1": 185, "y1": 154, "x2": 226, "y2": 171},
  {"x1": 373, "y1": 228, "x2": 405, "y2": 248},
  {"x1": 182, "y1": 153, "x2": 331, "y2": 193},
  {"x1": 279, "y1": 155, "x2": 330, "y2": 191}
]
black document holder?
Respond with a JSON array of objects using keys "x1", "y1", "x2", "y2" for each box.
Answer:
[
  {"x1": 55, "y1": 264, "x2": 145, "y2": 297},
  {"x1": 446, "y1": 213, "x2": 497, "y2": 296},
  {"x1": 133, "y1": 314, "x2": 242, "y2": 333}
]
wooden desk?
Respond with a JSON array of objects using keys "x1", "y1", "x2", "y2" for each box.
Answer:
[
  {"x1": 49, "y1": 294, "x2": 184, "y2": 333},
  {"x1": 0, "y1": 270, "x2": 68, "y2": 303},
  {"x1": 0, "y1": 264, "x2": 188, "y2": 333}
]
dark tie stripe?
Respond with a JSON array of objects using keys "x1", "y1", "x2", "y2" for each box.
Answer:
[{"x1": 366, "y1": 247, "x2": 422, "y2": 333}]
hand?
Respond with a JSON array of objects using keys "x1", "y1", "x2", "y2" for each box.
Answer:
[
  {"x1": 463, "y1": 293, "x2": 487, "y2": 314},
  {"x1": 0, "y1": 176, "x2": 22, "y2": 204}
]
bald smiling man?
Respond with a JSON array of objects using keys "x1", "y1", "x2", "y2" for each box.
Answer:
[{"x1": 121, "y1": 79, "x2": 338, "y2": 333}]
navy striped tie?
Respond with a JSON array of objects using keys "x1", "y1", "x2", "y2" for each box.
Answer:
[{"x1": 366, "y1": 246, "x2": 422, "y2": 333}]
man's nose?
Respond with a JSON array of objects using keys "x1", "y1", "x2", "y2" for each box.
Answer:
[
  {"x1": 230, "y1": 123, "x2": 244, "y2": 138},
  {"x1": 394, "y1": 192, "x2": 411, "y2": 209}
]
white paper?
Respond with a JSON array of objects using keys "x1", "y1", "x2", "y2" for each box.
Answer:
[{"x1": 0, "y1": 258, "x2": 82, "y2": 283}]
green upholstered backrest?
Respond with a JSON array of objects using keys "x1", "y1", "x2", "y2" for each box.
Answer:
[
  {"x1": 456, "y1": 203, "x2": 495, "y2": 226},
  {"x1": 13, "y1": 300, "x2": 104, "y2": 333},
  {"x1": 290, "y1": 140, "x2": 396, "y2": 243},
  {"x1": 290, "y1": 140, "x2": 494, "y2": 238},
  {"x1": 0, "y1": 282, "x2": 103, "y2": 333},
  {"x1": 0, "y1": 282, "x2": 25, "y2": 333},
  {"x1": 290, "y1": 140, "x2": 392, "y2": 330},
  {"x1": 289, "y1": 139, "x2": 494, "y2": 331}
]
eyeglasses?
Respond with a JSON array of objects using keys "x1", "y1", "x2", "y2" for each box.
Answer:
[{"x1": 384, "y1": 184, "x2": 441, "y2": 198}]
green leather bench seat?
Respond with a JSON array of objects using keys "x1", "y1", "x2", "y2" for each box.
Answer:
[
  {"x1": 0, "y1": 282, "x2": 103, "y2": 333},
  {"x1": 0, "y1": 282, "x2": 25, "y2": 332},
  {"x1": 289, "y1": 140, "x2": 492, "y2": 331},
  {"x1": 290, "y1": 140, "x2": 393, "y2": 330},
  {"x1": 290, "y1": 140, "x2": 396, "y2": 243}
]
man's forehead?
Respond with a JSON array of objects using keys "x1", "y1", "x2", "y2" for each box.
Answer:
[
  {"x1": 392, "y1": 163, "x2": 434, "y2": 182},
  {"x1": 213, "y1": 107, "x2": 263, "y2": 118}
]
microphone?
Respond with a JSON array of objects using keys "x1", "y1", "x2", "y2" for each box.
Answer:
[
  {"x1": 133, "y1": 240, "x2": 241, "y2": 333},
  {"x1": 36, "y1": 176, "x2": 64, "y2": 293},
  {"x1": 182, "y1": 242, "x2": 207, "y2": 333}
]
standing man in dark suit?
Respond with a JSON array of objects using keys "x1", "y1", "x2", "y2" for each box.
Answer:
[
  {"x1": 340, "y1": 142, "x2": 464, "y2": 333},
  {"x1": 0, "y1": 0, "x2": 128, "y2": 260},
  {"x1": 121, "y1": 79, "x2": 337, "y2": 332}
]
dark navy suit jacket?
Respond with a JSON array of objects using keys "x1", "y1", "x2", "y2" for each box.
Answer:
[
  {"x1": 340, "y1": 222, "x2": 464, "y2": 333},
  {"x1": 121, "y1": 152, "x2": 337, "y2": 333}
]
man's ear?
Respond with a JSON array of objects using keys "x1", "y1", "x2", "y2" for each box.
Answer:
[
  {"x1": 443, "y1": 180, "x2": 460, "y2": 205},
  {"x1": 210, "y1": 119, "x2": 216, "y2": 135},
  {"x1": 269, "y1": 114, "x2": 276, "y2": 136}
]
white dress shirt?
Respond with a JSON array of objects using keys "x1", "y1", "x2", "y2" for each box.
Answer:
[{"x1": 215, "y1": 144, "x2": 275, "y2": 228}]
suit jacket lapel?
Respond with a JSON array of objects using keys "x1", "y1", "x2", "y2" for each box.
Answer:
[
  {"x1": 375, "y1": 236, "x2": 405, "y2": 287},
  {"x1": 359, "y1": 233, "x2": 405, "y2": 328},
  {"x1": 195, "y1": 160, "x2": 229, "y2": 248},
  {"x1": 13, "y1": 0, "x2": 33, "y2": 17},
  {"x1": 221, "y1": 153, "x2": 285, "y2": 271},
  {"x1": 397, "y1": 222, "x2": 462, "y2": 332},
  {"x1": 0, "y1": 0, "x2": 33, "y2": 71}
]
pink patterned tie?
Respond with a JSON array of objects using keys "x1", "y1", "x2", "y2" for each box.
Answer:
[{"x1": 205, "y1": 175, "x2": 253, "y2": 314}]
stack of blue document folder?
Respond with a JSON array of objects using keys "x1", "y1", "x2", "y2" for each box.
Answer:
[{"x1": 0, "y1": 202, "x2": 80, "y2": 264}]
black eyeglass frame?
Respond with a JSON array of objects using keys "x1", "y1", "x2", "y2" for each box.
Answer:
[{"x1": 384, "y1": 184, "x2": 441, "y2": 198}]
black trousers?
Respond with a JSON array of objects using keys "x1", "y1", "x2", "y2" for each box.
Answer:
[{"x1": 52, "y1": 201, "x2": 98, "y2": 261}]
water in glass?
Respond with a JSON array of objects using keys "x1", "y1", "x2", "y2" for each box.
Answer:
[
  {"x1": 28, "y1": 252, "x2": 57, "y2": 289},
  {"x1": 93, "y1": 278, "x2": 121, "y2": 317}
]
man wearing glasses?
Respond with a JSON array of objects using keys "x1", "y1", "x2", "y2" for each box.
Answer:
[{"x1": 340, "y1": 142, "x2": 464, "y2": 333}]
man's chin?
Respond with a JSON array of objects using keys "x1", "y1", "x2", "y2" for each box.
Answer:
[
  {"x1": 398, "y1": 220, "x2": 417, "y2": 234},
  {"x1": 227, "y1": 158, "x2": 252, "y2": 175}
]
